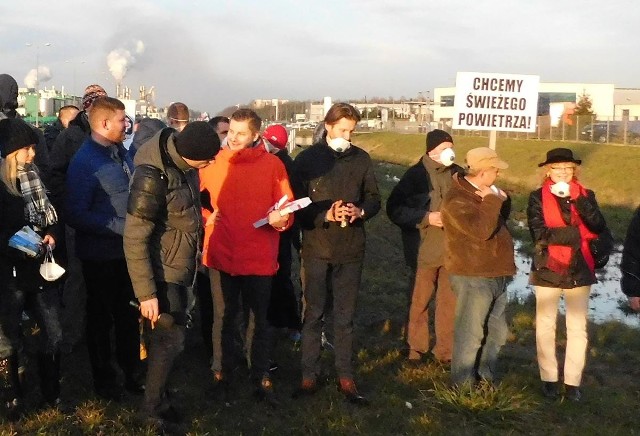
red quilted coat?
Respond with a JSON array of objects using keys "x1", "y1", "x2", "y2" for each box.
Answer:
[{"x1": 200, "y1": 145, "x2": 293, "y2": 276}]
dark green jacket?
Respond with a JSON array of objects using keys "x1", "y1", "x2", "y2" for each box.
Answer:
[{"x1": 124, "y1": 128, "x2": 202, "y2": 301}]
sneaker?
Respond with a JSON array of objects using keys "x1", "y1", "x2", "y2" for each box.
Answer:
[
  {"x1": 565, "y1": 384, "x2": 581, "y2": 402},
  {"x1": 542, "y1": 381, "x2": 559, "y2": 399}
]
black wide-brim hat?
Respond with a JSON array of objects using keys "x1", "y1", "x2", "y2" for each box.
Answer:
[{"x1": 538, "y1": 147, "x2": 582, "y2": 167}]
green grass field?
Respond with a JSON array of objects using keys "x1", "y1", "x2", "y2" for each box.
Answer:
[
  {"x1": 354, "y1": 132, "x2": 640, "y2": 241},
  {"x1": 2, "y1": 133, "x2": 639, "y2": 435}
]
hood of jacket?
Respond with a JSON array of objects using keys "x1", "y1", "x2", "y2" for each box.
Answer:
[
  {"x1": 0, "y1": 74, "x2": 18, "y2": 116},
  {"x1": 68, "y1": 110, "x2": 91, "y2": 133},
  {"x1": 133, "y1": 127, "x2": 192, "y2": 172},
  {"x1": 131, "y1": 118, "x2": 166, "y2": 151}
]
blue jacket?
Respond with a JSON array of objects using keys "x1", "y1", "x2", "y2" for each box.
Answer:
[{"x1": 65, "y1": 136, "x2": 133, "y2": 260}]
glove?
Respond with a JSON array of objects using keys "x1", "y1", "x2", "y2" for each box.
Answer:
[{"x1": 569, "y1": 180, "x2": 584, "y2": 201}]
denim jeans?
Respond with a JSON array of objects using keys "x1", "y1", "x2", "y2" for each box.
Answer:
[
  {"x1": 0, "y1": 253, "x2": 64, "y2": 358},
  {"x1": 0, "y1": 283, "x2": 63, "y2": 357},
  {"x1": 449, "y1": 275, "x2": 510, "y2": 385}
]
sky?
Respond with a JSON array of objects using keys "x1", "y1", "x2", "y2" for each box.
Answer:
[{"x1": 1, "y1": 0, "x2": 639, "y2": 115}]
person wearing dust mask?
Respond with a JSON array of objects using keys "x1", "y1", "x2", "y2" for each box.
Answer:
[
  {"x1": 527, "y1": 148, "x2": 609, "y2": 402},
  {"x1": 292, "y1": 103, "x2": 381, "y2": 405},
  {"x1": 387, "y1": 129, "x2": 462, "y2": 366}
]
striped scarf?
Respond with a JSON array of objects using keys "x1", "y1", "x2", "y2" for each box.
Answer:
[{"x1": 17, "y1": 164, "x2": 58, "y2": 228}]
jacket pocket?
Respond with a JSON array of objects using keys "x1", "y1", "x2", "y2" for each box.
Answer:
[
  {"x1": 161, "y1": 230, "x2": 179, "y2": 265},
  {"x1": 532, "y1": 245, "x2": 549, "y2": 271}
]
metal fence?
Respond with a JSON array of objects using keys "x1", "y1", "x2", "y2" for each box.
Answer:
[{"x1": 355, "y1": 115, "x2": 640, "y2": 145}]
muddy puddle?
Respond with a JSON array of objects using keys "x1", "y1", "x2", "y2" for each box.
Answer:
[{"x1": 510, "y1": 243, "x2": 639, "y2": 328}]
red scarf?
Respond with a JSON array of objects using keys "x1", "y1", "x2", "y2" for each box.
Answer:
[{"x1": 541, "y1": 178, "x2": 596, "y2": 274}]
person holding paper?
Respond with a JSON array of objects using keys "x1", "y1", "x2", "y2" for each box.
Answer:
[
  {"x1": 0, "y1": 118, "x2": 64, "y2": 419},
  {"x1": 199, "y1": 108, "x2": 293, "y2": 406},
  {"x1": 292, "y1": 103, "x2": 381, "y2": 405}
]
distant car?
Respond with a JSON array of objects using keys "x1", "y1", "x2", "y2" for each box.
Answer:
[
  {"x1": 580, "y1": 122, "x2": 640, "y2": 144},
  {"x1": 580, "y1": 123, "x2": 619, "y2": 143}
]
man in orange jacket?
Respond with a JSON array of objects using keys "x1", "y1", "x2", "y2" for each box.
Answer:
[{"x1": 200, "y1": 109, "x2": 293, "y2": 406}]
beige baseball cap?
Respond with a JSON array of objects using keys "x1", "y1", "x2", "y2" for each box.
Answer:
[{"x1": 465, "y1": 147, "x2": 509, "y2": 170}]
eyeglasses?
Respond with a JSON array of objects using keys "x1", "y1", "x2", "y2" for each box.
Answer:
[{"x1": 550, "y1": 165, "x2": 575, "y2": 172}]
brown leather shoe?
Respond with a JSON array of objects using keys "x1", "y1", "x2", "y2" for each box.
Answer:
[
  {"x1": 254, "y1": 376, "x2": 280, "y2": 408},
  {"x1": 292, "y1": 378, "x2": 318, "y2": 398},
  {"x1": 207, "y1": 371, "x2": 229, "y2": 402},
  {"x1": 337, "y1": 378, "x2": 369, "y2": 406}
]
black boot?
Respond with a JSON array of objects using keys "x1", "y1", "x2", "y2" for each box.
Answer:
[
  {"x1": 0, "y1": 354, "x2": 24, "y2": 421},
  {"x1": 38, "y1": 352, "x2": 61, "y2": 407}
]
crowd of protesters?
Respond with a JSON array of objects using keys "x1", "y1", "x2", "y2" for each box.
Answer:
[{"x1": 0, "y1": 72, "x2": 639, "y2": 432}]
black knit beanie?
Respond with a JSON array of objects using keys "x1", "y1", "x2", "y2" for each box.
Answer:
[
  {"x1": 175, "y1": 121, "x2": 221, "y2": 160},
  {"x1": 0, "y1": 118, "x2": 39, "y2": 157},
  {"x1": 426, "y1": 129, "x2": 453, "y2": 152}
]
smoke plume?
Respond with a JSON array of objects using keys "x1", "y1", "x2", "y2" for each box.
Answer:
[
  {"x1": 107, "y1": 40, "x2": 145, "y2": 82},
  {"x1": 24, "y1": 66, "x2": 52, "y2": 89}
]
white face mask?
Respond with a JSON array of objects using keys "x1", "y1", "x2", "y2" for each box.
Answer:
[
  {"x1": 550, "y1": 181, "x2": 570, "y2": 198},
  {"x1": 428, "y1": 147, "x2": 455, "y2": 167},
  {"x1": 438, "y1": 148, "x2": 455, "y2": 167},
  {"x1": 327, "y1": 137, "x2": 351, "y2": 153}
]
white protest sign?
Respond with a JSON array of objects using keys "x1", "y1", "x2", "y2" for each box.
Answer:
[{"x1": 453, "y1": 72, "x2": 539, "y2": 132}]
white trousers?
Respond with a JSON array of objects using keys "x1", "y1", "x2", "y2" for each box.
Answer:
[{"x1": 534, "y1": 285, "x2": 590, "y2": 387}]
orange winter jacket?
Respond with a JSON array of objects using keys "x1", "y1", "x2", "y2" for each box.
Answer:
[{"x1": 199, "y1": 145, "x2": 293, "y2": 276}]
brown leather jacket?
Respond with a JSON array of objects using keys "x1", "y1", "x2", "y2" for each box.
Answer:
[{"x1": 441, "y1": 174, "x2": 516, "y2": 277}]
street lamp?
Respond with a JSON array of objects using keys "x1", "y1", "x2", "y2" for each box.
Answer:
[
  {"x1": 425, "y1": 90, "x2": 431, "y2": 128},
  {"x1": 25, "y1": 42, "x2": 52, "y2": 127},
  {"x1": 65, "y1": 59, "x2": 86, "y2": 97},
  {"x1": 417, "y1": 91, "x2": 427, "y2": 128}
]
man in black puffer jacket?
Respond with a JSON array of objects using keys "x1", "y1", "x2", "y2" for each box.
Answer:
[{"x1": 124, "y1": 121, "x2": 219, "y2": 432}]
